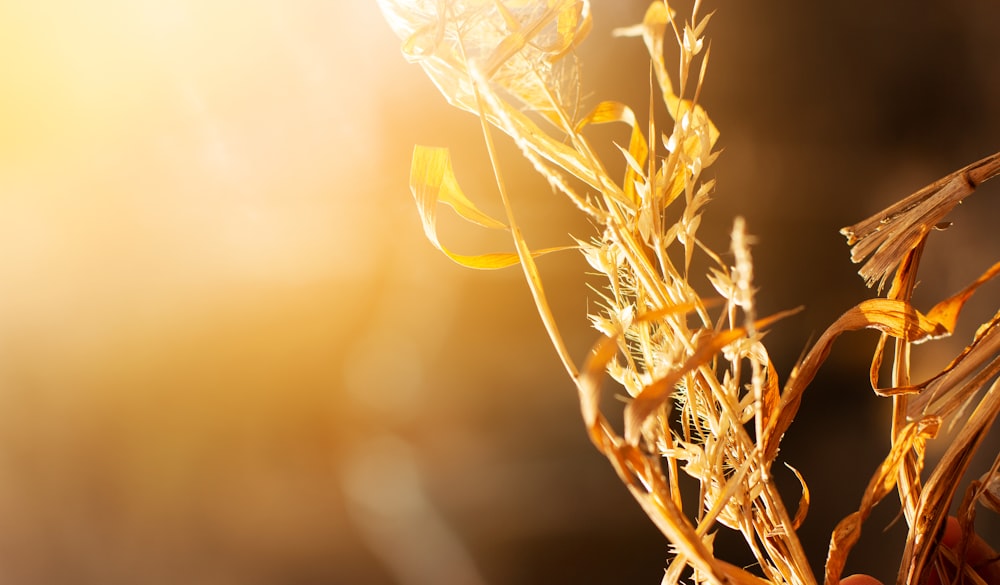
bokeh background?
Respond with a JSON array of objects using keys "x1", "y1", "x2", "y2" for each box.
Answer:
[{"x1": 1, "y1": 1, "x2": 998, "y2": 583}]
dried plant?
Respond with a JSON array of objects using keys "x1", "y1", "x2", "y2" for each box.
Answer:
[{"x1": 378, "y1": 1, "x2": 1000, "y2": 584}]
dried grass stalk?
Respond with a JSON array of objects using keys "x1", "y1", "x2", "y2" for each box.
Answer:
[{"x1": 380, "y1": 1, "x2": 1000, "y2": 584}]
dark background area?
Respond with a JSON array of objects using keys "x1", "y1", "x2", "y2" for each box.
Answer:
[{"x1": 0, "y1": 1, "x2": 997, "y2": 584}]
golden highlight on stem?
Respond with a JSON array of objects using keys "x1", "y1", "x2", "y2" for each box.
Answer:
[{"x1": 380, "y1": 1, "x2": 1000, "y2": 583}]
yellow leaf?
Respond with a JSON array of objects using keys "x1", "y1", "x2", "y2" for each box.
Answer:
[
  {"x1": 411, "y1": 145, "x2": 507, "y2": 230},
  {"x1": 409, "y1": 145, "x2": 571, "y2": 269},
  {"x1": 576, "y1": 100, "x2": 649, "y2": 205},
  {"x1": 618, "y1": 1, "x2": 719, "y2": 155}
]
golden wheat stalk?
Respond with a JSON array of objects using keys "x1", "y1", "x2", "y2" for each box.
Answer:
[{"x1": 379, "y1": 1, "x2": 1000, "y2": 584}]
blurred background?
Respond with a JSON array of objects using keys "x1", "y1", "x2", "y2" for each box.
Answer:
[{"x1": 0, "y1": 1, "x2": 998, "y2": 583}]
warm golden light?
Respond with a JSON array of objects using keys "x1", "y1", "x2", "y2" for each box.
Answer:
[{"x1": 0, "y1": 1, "x2": 998, "y2": 584}]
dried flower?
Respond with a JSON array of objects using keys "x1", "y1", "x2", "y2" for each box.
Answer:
[{"x1": 382, "y1": 1, "x2": 1000, "y2": 584}]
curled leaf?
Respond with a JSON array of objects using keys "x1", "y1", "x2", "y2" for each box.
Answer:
[
  {"x1": 767, "y1": 299, "x2": 952, "y2": 461},
  {"x1": 785, "y1": 463, "x2": 810, "y2": 531},
  {"x1": 906, "y1": 316, "x2": 1000, "y2": 422},
  {"x1": 409, "y1": 145, "x2": 571, "y2": 269},
  {"x1": 824, "y1": 417, "x2": 940, "y2": 585}
]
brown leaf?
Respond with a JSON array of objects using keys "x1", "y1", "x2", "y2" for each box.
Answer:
[
  {"x1": 841, "y1": 151, "x2": 1000, "y2": 291},
  {"x1": 906, "y1": 315, "x2": 1000, "y2": 421},
  {"x1": 767, "y1": 299, "x2": 949, "y2": 460},
  {"x1": 786, "y1": 463, "x2": 810, "y2": 531},
  {"x1": 578, "y1": 332, "x2": 622, "y2": 430},
  {"x1": 824, "y1": 418, "x2": 940, "y2": 585},
  {"x1": 925, "y1": 260, "x2": 1000, "y2": 336},
  {"x1": 903, "y1": 258, "x2": 1000, "y2": 418},
  {"x1": 899, "y1": 376, "x2": 1000, "y2": 585}
]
